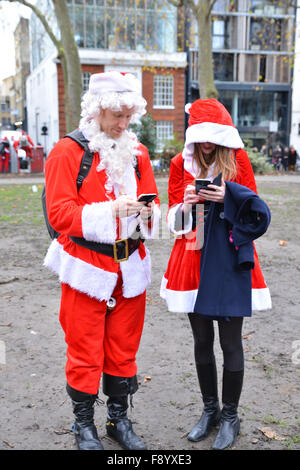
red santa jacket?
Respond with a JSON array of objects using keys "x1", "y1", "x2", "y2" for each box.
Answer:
[
  {"x1": 43, "y1": 136, "x2": 160, "y2": 301},
  {"x1": 160, "y1": 149, "x2": 271, "y2": 314}
]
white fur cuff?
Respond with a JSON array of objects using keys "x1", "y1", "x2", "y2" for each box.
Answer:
[
  {"x1": 167, "y1": 204, "x2": 193, "y2": 235},
  {"x1": 82, "y1": 201, "x2": 117, "y2": 243},
  {"x1": 137, "y1": 204, "x2": 161, "y2": 239}
]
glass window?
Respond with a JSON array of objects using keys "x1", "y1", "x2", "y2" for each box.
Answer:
[
  {"x1": 213, "y1": 53, "x2": 234, "y2": 81},
  {"x1": 67, "y1": 0, "x2": 176, "y2": 52},
  {"x1": 82, "y1": 72, "x2": 91, "y2": 92},
  {"x1": 249, "y1": 18, "x2": 282, "y2": 51},
  {"x1": 95, "y1": 13, "x2": 105, "y2": 48},
  {"x1": 249, "y1": 0, "x2": 288, "y2": 15},
  {"x1": 213, "y1": 0, "x2": 231, "y2": 12},
  {"x1": 86, "y1": 3, "x2": 96, "y2": 47},
  {"x1": 154, "y1": 75, "x2": 174, "y2": 108},
  {"x1": 155, "y1": 120, "x2": 174, "y2": 153},
  {"x1": 212, "y1": 18, "x2": 229, "y2": 49},
  {"x1": 219, "y1": 89, "x2": 288, "y2": 132},
  {"x1": 74, "y1": 5, "x2": 84, "y2": 46}
]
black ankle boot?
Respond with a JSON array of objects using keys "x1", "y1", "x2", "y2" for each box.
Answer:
[
  {"x1": 187, "y1": 361, "x2": 221, "y2": 441},
  {"x1": 212, "y1": 369, "x2": 244, "y2": 450},
  {"x1": 66, "y1": 383, "x2": 104, "y2": 450},
  {"x1": 103, "y1": 373, "x2": 147, "y2": 450}
]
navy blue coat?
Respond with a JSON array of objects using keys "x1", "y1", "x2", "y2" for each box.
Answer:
[{"x1": 193, "y1": 177, "x2": 271, "y2": 319}]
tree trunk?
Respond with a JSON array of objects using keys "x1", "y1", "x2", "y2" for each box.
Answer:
[
  {"x1": 196, "y1": 3, "x2": 218, "y2": 99},
  {"x1": 52, "y1": 0, "x2": 83, "y2": 132}
]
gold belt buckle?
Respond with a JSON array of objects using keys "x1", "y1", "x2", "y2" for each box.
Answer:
[{"x1": 113, "y1": 239, "x2": 129, "y2": 263}]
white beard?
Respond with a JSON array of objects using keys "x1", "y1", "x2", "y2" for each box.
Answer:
[{"x1": 81, "y1": 119, "x2": 139, "y2": 195}]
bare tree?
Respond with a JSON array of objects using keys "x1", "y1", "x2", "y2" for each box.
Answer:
[{"x1": 4, "y1": 0, "x2": 82, "y2": 132}]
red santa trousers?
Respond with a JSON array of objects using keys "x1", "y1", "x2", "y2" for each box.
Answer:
[{"x1": 59, "y1": 272, "x2": 146, "y2": 395}]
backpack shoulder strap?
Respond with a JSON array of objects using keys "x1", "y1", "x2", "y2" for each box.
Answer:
[
  {"x1": 134, "y1": 156, "x2": 141, "y2": 180},
  {"x1": 64, "y1": 129, "x2": 94, "y2": 190},
  {"x1": 64, "y1": 129, "x2": 141, "y2": 187}
]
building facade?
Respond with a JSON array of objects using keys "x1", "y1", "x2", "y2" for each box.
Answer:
[
  {"x1": 26, "y1": 0, "x2": 186, "y2": 156},
  {"x1": 14, "y1": 18, "x2": 31, "y2": 130},
  {"x1": 187, "y1": 0, "x2": 296, "y2": 149},
  {"x1": 290, "y1": 0, "x2": 300, "y2": 153}
]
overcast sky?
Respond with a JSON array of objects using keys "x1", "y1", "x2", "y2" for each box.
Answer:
[{"x1": 0, "y1": 1, "x2": 32, "y2": 82}]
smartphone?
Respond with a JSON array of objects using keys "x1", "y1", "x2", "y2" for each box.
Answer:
[
  {"x1": 195, "y1": 179, "x2": 215, "y2": 193},
  {"x1": 138, "y1": 193, "x2": 157, "y2": 205}
]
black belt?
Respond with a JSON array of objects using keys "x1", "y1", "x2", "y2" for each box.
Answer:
[{"x1": 69, "y1": 236, "x2": 141, "y2": 262}]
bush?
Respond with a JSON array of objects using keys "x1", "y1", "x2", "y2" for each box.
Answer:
[
  {"x1": 160, "y1": 133, "x2": 184, "y2": 168},
  {"x1": 243, "y1": 139, "x2": 273, "y2": 174},
  {"x1": 129, "y1": 114, "x2": 156, "y2": 159}
]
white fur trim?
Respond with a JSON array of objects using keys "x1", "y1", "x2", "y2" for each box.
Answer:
[
  {"x1": 160, "y1": 276, "x2": 198, "y2": 313},
  {"x1": 120, "y1": 247, "x2": 151, "y2": 297},
  {"x1": 82, "y1": 200, "x2": 117, "y2": 244},
  {"x1": 160, "y1": 276, "x2": 272, "y2": 314},
  {"x1": 43, "y1": 239, "x2": 151, "y2": 301},
  {"x1": 137, "y1": 204, "x2": 161, "y2": 239},
  {"x1": 252, "y1": 288, "x2": 272, "y2": 311},
  {"x1": 89, "y1": 71, "x2": 140, "y2": 95},
  {"x1": 43, "y1": 239, "x2": 118, "y2": 301},
  {"x1": 167, "y1": 204, "x2": 193, "y2": 235},
  {"x1": 183, "y1": 122, "x2": 244, "y2": 158}
]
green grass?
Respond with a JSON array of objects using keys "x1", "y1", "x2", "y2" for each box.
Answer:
[{"x1": 0, "y1": 184, "x2": 44, "y2": 227}]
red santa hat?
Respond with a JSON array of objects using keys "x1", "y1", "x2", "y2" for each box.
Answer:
[
  {"x1": 88, "y1": 71, "x2": 140, "y2": 96},
  {"x1": 183, "y1": 99, "x2": 244, "y2": 157}
]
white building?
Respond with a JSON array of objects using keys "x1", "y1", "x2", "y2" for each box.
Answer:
[{"x1": 290, "y1": 0, "x2": 300, "y2": 154}]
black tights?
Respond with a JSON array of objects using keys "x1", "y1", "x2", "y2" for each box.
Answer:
[{"x1": 188, "y1": 314, "x2": 244, "y2": 372}]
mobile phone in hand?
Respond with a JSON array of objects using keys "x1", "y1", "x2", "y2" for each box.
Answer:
[
  {"x1": 195, "y1": 179, "x2": 215, "y2": 193},
  {"x1": 138, "y1": 193, "x2": 157, "y2": 206}
]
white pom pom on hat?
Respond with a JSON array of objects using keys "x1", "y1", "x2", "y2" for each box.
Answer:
[{"x1": 89, "y1": 71, "x2": 140, "y2": 95}]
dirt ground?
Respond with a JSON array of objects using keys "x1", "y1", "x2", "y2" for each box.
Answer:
[{"x1": 0, "y1": 173, "x2": 299, "y2": 452}]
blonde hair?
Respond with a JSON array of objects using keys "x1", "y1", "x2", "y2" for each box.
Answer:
[{"x1": 193, "y1": 143, "x2": 237, "y2": 181}]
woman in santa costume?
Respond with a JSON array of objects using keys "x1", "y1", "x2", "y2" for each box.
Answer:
[
  {"x1": 160, "y1": 99, "x2": 271, "y2": 450},
  {"x1": 43, "y1": 71, "x2": 160, "y2": 450}
]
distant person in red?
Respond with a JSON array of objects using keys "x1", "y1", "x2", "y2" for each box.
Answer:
[
  {"x1": 0, "y1": 137, "x2": 10, "y2": 173},
  {"x1": 17, "y1": 130, "x2": 35, "y2": 159}
]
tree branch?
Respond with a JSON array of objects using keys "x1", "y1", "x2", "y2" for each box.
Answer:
[
  {"x1": 167, "y1": 0, "x2": 184, "y2": 7},
  {"x1": 207, "y1": 0, "x2": 218, "y2": 18}
]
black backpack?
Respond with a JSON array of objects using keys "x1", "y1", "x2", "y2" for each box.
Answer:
[{"x1": 41, "y1": 129, "x2": 141, "y2": 239}]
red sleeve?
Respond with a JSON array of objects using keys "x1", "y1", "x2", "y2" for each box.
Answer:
[
  {"x1": 168, "y1": 153, "x2": 184, "y2": 208},
  {"x1": 136, "y1": 143, "x2": 160, "y2": 205},
  {"x1": 235, "y1": 148, "x2": 257, "y2": 194},
  {"x1": 45, "y1": 139, "x2": 85, "y2": 237}
]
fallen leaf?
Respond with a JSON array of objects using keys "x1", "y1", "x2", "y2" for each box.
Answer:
[
  {"x1": 3, "y1": 440, "x2": 14, "y2": 448},
  {"x1": 258, "y1": 427, "x2": 286, "y2": 441},
  {"x1": 279, "y1": 240, "x2": 288, "y2": 246},
  {"x1": 144, "y1": 376, "x2": 152, "y2": 383}
]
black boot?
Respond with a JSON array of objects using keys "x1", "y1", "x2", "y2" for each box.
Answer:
[
  {"x1": 66, "y1": 383, "x2": 104, "y2": 450},
  {"x1": 102, "y1": 373, "x2": 147, "y2": 450},
  {"x1": 187, "y1": 361, "x2": 221, "y2": 441},
  {"x1": 212, "y1": 368, "x2": 244, "y2": 450}
]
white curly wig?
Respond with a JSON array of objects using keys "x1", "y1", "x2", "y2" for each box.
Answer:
[
  {"x1": 79, "y1": 71, "x2": 147, "y2": 130},
  {"x1": 78, "y1": 72, "x2": 147, "y2": 194}
]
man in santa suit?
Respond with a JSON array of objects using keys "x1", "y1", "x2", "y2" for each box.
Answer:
[
  {"x1": 16, "y1": 130, "x2": 35, "y2": 159},
  {"x1": 43, "y1": 71, "x2": 160, "y2": 450},
  {"x1": 0, "y1": 137, "x2": 10, "y2": 173}
]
